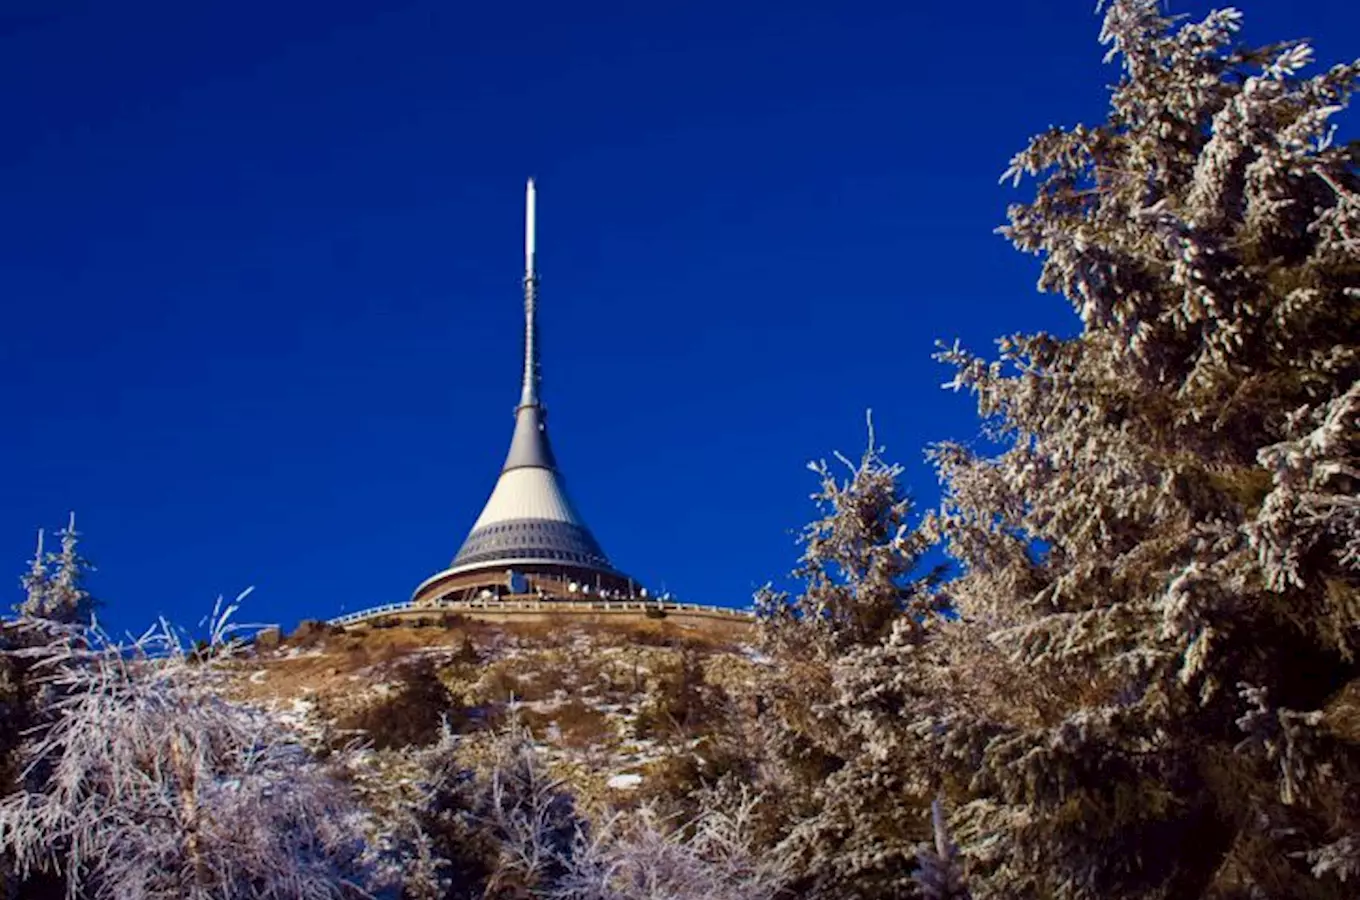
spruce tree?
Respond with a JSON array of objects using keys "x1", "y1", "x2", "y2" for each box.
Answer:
[
  {"x1": 754, "y1": 419, "x2": 949, "y2": 899},
  {"x1": 915, "y1": 2, "x2": 1359, "y2": 896},
  {"x1": 16, "y1": 514, "x2": 96, "y2": 626}
]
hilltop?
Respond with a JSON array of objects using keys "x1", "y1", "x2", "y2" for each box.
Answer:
[{"x1": 227, "y1": 614, "x2": 761, "y2": 813}]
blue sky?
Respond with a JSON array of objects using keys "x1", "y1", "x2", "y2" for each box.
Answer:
[{"x1": 2, "y1": 0, "x2": 1356, "y2": 636}]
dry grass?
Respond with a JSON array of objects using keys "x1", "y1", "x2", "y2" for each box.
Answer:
[
  {"x1": 215, "y1": 616, "x2": 759, "y2": 808},
  {"x1": 489, "y1": 617, "x2": 749, "y2": 652},
  {"x1": 226, "y1": 622, "x2": 496, "y2": 703},
  {"x1": 521, "y1": 698, "x2": 614, "y2": 749}
]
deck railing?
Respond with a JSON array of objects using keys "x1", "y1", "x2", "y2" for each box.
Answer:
[{"x1": 327, "y1": 596, "x2": 753, "y2": 627}]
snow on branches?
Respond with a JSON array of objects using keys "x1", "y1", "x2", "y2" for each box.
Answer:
[
  {"x1": 556, "y1": 790, "x2": 790, "y2": 900},
  {"x1": 923, "y1": 1, "x2": 1360, "y2": 896},
  {"x1": 750, "y1": 417, "x2": 963, "y2": 900},
  {"x1": 404, "y1": 715, "x2": 787, "y2": 900},
  {"x1": 0, "y1": 601, "x2": 373, "y2": 900},
  {"x1": 756, "y1": 411, "x2": 944, "y2": 658},
  {"x1": 17, "y1": 513, "x2": 95, "y2": 626}
]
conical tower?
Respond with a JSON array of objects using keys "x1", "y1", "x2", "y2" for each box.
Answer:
[{"x1": 412, "y1": 180, "x2": 636, "y2": 606}]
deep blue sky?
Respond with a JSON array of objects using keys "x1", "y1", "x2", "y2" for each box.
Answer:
[{"x1": 2, "y1": 0, "x2": 1355, "y2": 636}]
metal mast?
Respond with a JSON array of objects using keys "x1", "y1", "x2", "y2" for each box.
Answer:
[
  {"x1": 499, "y1": 178, "x2": 555, "y2": 473},
  {"x1": 520, "y1": 178, "x2": 541, "y2": 410}
]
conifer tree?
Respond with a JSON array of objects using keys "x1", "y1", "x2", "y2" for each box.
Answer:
[
  {"x1": 912, "y1": 2, "x2": 1359, "y2": 896},
  {"x1": 753, "y1": 419, "x2": 950, "y2": 899},
  {"x1": 17, "y1": 531, "x2": 48, "y2": 621},
  {"x1": 16, "y1": 514, "x2": 96, "y2": 626},
  {"x1": 757, "y1": 413, "x2": 945, "y2": 659},
  {"x1": 4, "y1": 515, "x2": 99, "y2": 896}
]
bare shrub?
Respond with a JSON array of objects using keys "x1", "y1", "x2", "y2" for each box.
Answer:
[
  {"x1": 0, "y1": 599, "x2": 375, "y2": 900},
  {"x1": 286, "y1": 619, "x2": 334, "y2": 650},
  {"x1": 553, "y1": 788, "x2": 790, "y2": 900}
]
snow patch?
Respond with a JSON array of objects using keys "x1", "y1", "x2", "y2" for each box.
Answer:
[{"x1": 740, "y1": 645, "x2": 774, "y2": 665}]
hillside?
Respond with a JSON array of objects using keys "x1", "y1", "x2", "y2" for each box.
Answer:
[{"x1": 227, "y1": 615, "x2": 762, "y2": 813}]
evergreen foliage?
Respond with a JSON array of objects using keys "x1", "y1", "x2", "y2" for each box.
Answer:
[
  {"x1": 751, "y1": 422, "x2": 948, "y2": 899},
  {"x1": 16, "y1": 515, "x2": 95, "y2": 627},
  {"x1": 915, "y1": 1, "x2": 1360, "y2": 895},
  {"x1": 756, "y1": 412, "x2": 947, "y2": 658},
  {"x1": 748, "y1": 3, "x2": 1358, "y2": 897}
]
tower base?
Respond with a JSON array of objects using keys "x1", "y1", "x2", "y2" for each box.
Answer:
[{"x1": 412, "y1": 563, "x2": 643, "y2": 608}]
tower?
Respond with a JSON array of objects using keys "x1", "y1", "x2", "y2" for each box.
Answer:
[{"x1": 411, "y1": 180, "x2": 636, "y2": 606}]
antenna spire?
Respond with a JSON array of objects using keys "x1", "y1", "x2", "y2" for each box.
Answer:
[{"x1": 520, "y1": 178, "x2": 541, "y2": 409}]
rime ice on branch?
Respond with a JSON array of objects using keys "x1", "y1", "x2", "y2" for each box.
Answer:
[
  {"x1": 16, "y1": 513, "x2": 95, "y2": 626},
  {"x1": 0, "y1": 601, "x2": 374, "y2": 900},
  {"x1": 921, "y1": 0, "x2": 1360, "y2": 896}
]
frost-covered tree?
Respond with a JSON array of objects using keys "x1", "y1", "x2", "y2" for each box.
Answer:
[
  {"x1": 0, "y1": 617, "x2": 21, "y2": 789},
  {"x1": 0, "y1": 601, "x2": 374, "y2": 900},
  {"x1": 757, "y1": 412, "x2": 945, "y2": 659},
  {"x1": 750, "y1": 421, "x2": 953, "y2": 900},
  {"x1": 0, "y1": 638, "x2": 21, "y2": 900},
  {"x1": 911, "y1": 2, "x2": 1360, "y2": 897},
  {"x1": 554, "y1": 790, "x2": 790, "y2": 900},
  {"x1": 406, "y1": 712, "x2": 580, "y2": 899},
  {"x1": 16, "y1": 514, "x2": 96, "y2": 626},
  {"x1": 4, "y1": 515, "x2": 100, "y2": 898}
]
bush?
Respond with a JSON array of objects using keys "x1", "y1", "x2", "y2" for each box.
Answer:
[
  {"x1": 522, "y1": 698, "x2": 612, "y2": 750},
  {"x1": 0, "y1": 608, "x2": 375, "y2": 899},
  {"x1": 405, "y1": 715, "x2": 580, "y2": 900},
  {"x1": 335, "y1": 656, "x2": 462, "y2": 750}
]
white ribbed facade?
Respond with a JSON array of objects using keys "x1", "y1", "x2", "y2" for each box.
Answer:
[{"x1": 470, "y1": 468, "x2": 589, "y2": 531}]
